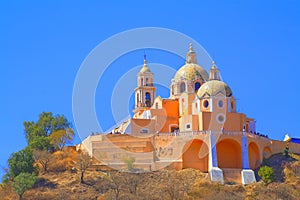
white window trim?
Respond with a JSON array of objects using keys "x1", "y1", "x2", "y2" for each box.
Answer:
[
  {"x1": 216, "y1": 113, "x2": 226, "y2": 124},
  {"x1": 169, "y1": 124, "x2": 179, "y2": 132},
  {"x1": 140, "y1": 128, "x2": 149, "y2": 133},
  {"x1": 185, "y1": 123, "x2": 192, "y2": 131}
]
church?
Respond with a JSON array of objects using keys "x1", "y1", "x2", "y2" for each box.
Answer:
[{"x1": 80, "y1": 44, "x2": 300, "y2": 185}]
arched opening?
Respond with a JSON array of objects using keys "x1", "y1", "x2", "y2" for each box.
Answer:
[
  {"x1": 146, "y1": 78, "x2": 149, "y2": 86},
  {"x1": 171, "y1": 85, "x2": 175, "y2": 95},
  {"x1": 246, "y1": 123, "x2": 249, "y2": 132},
  {"x1": 203, "y1": 100, "x2": 209, "y2": 108},
  {"x1": 180, "y1": 82, "x2": 186, "y2": 93},
  {"x1": 170, "y1": 125, "x2": 179, "y2": 133},
  {"x1": 263, "y1": 146, "x2": 272, "y2": 159},
  {"x1": 231, "y1": 101, "x2": 235, "y2": 110},
  {"x1": 180, "y1": 97, "x2": 185, "y2": 115},
  {"x1": 217, "y1": 139, "x2": 242, "y2": 168},
  {"x1": 248, "y1": 142, "x2": 260, "y2": 169},
  {"x1": 145, "y1": 92, "x2": 151, "y2": 107},
  {"x1": 195, "y1": 82, "x2": 201, "y2": 92},
  {"x1": 136, "y1": 93, "x2": 140, "y2": 106},
  {"x1": 141, "y1": 78, "x2": 144, "y2": 86},
  {"x1": 182, "y1": 139, "x2": 208, "y2": 172}
]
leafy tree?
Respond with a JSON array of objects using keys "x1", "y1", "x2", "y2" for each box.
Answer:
[
  {"x1": 49, "y1": 128, "x2": 74, "y2": 151},
  {"x1": 8, "y1": 148, "x2": 35, "y2": 178},
  {"x1": 77, "y1": 152, "x2": 92, "y2": 184},
  {"x1": 28, "y1": 136, "x2": 51, "y2": 151},
  {"x1": 258, "y1": 166, "x2": 275, "y2": 185},
  {"x1": 24, "y1": 112, "x2": 70, "y2": 144},
  {"x1": 12, "y1": 172, "x2": 37, "y2": 200}
]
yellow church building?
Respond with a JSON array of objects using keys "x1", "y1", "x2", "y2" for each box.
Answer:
[{"x1": 80, "y1": 44, "x2": 300, "y2": 184}]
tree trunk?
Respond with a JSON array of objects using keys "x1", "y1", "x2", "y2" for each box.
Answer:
[{"x1": 80, "y1": 171, "x2": 84, "y2": 183}]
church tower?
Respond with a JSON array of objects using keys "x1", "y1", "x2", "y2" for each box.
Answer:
[{"x1": 133, "y1": 55, "x2": 156, "y2": 114}]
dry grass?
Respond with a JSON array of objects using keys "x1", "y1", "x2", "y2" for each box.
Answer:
[{"x1": 1, "y1": 150, "x2": 300, "y2": 200}]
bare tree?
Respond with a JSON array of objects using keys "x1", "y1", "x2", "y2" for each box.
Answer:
[
  {"x1": 123, "y1": 173, "x2": 142, "y2": 196},
  {"x1": 77, "y1": 152, "x2": 92, "y2": 184},
  {"x1": 33, "y1": 150, "x2": 52, "y2": 174},
  {"x1": 161, "y1": 170, "x2": 184, "y2": 200},
  {"x1": 107, "y1": 171, "x2": 123, "y2": 200}
]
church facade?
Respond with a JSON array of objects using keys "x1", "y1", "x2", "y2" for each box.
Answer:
[{"x1": 80, "y1": 44, "x2": 300, "y2": 184}]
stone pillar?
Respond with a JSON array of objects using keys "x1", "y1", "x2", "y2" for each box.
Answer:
[
  {"x1": 241, "y1": 135, "x2": 256, "y2": 185},
  {"x1": 208, "y1": 131, "x2": 223, "y2": 184},
  {"x1": 242, "y1": 135, "x2": 250, "y2": 169}
]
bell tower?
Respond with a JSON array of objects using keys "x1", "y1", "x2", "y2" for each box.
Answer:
[{"x1": 133, "y1": 55, "x2": 156, "y2": 114}]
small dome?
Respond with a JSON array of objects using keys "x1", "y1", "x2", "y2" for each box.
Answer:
[
  {"x1": 197, "y1": 80, "x2": 232, "y2": 97},
  {"x1": 173, "y1": 63, "x2": 208, "y2": 82},
  {"x1": 139, "y1": 55, "x2": 151, "y2": 74},
  {"x1": 139, "y1": 65, "x2": 151, "y2": 73}
]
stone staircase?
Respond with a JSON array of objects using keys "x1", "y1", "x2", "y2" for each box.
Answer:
[
  {"x1": 91, "y1": 135, "x2": 155, "y2": 170},
  {"x1": 222, "y1": 168, "x2": 242, "y2": 184}
]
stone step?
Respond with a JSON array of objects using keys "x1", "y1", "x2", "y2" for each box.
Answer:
[
  {"x1": 222, "y1": 168, "x2": 242, "y2": 184},
  {"x1": 93, "y1": 147, "x2": 151, "y2": 153},
  {"x1": 92, "y1": 141, "x2": 150, "y2": 148}
]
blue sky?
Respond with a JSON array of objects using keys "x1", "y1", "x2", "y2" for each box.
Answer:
[{"x1": 1, "y1": 1, "x2": 300, "y2": 178}]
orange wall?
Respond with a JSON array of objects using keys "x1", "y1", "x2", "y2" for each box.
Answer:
[
  {"x1": 216, "y1": 138, "x2": 242, "y2": 168},
  {"x1": 163, "y1": 99, "x2": 179, "y2": 116},
  {"x1": 182, "y1": 139, "x2": 208, "y2": 172},
  {"x1": 85, "y1": 132, "x2": 300, "y2": 173},
  {"x1": 150, "y1": 99, "x2": 179, "y2": 132},
  {"x1": 131, "y1": 118, "x2": 156, "y2": 134},
  {"x1": 248, "y1": 142, "x2": 260, "y2": 169},
  {"x1": 200, "y1": 112, "x2": 246, "y2": 131}
]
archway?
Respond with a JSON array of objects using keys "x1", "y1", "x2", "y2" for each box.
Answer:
[
  {"x1": 141, "y1": 78, "x2": 144, "y2": 86},
  {"x1": 263, "y1": 146, "x2": 272, "y2": 159},
  {"x1": 217, "y1": 139, "x2": 242, "y2": 168},
  {"x1": 180, "y1": 82, "x2": 186, "y2": 93},
  {"x1": 182, "y1": 139, "x2": 208, "y2": 172},
  {"x1": 195, "y1": 82, "x2": 201, "y2": 92},
  {"x1": 145, "y1": 92, "x2": 151, "y2": 107},
  {"x1": 248, "y1": 142, "x2": 260, "y2": 169}
]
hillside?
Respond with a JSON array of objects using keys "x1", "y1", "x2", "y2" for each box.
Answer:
[{"x1": 1, "y1": 148, "x2": 300, "y2": 200}]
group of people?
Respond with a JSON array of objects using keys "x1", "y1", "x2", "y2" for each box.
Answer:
[{"x1": 249, "y1": 131, "x2": 268, "y2": 138}]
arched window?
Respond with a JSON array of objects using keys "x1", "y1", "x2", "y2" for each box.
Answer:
[
  {"x1": 195, "y1": 82, "x2": 201, "y2": 92},
  {"x1": 171, "y1": 85, "x2": 175, "y2": 95},
  {"x1": 146, "y1": 78, "x2": 148, "y2": 86},
  {"x1": 136, "y1": 93, "x2": 140, "y2": 104},
  {"x1": 203, "y1": 100, "x2": 209, "y2": 108},
  {"x1": 145, "y1": 92, "x2": 151, "y2": 107},
  {"x1": 180, "y1": 82, "x2": 186, "y2": 93},
  {"x1": 141, "y1": 78, "x2": 144, "y2": 86}
]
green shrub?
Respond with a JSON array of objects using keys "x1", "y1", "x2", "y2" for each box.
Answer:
[
  {"x1": 283, "y1": 146, "x2": 289, "y2": 157},
  {"x1": 258, "y1": 166, "x2": 275, "y2": 184},
  {"x1": 123, "y1": 157, "x2": 135, "y2": 171},
  {"x1": 12, "y1": 172, "x2": 37, "y2": 199}
]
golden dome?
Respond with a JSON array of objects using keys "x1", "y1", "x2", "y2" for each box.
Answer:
[
  {"x1": 139, "y1": 58, "x2": 151, "y2": 73},
  {"x1": 140, "y1": 65, "x2": 151, "y2": 73},
  {"x1": 173, "y1": 63, "x2": 208, "y2": 82},
  {"x1": 197, "y1": 80, "x2": 232, "y2": 97}
]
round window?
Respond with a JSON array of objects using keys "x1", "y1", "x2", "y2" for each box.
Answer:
[
  {"x1": 203, "y1": 100, "x2": 209, "y2": 108},
  {"x1": 216, "y1": 113, "x2": 226, "y2": 124},
  {"x1": 218, "y1": 100, "x2": 224, "y2": 108}
]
